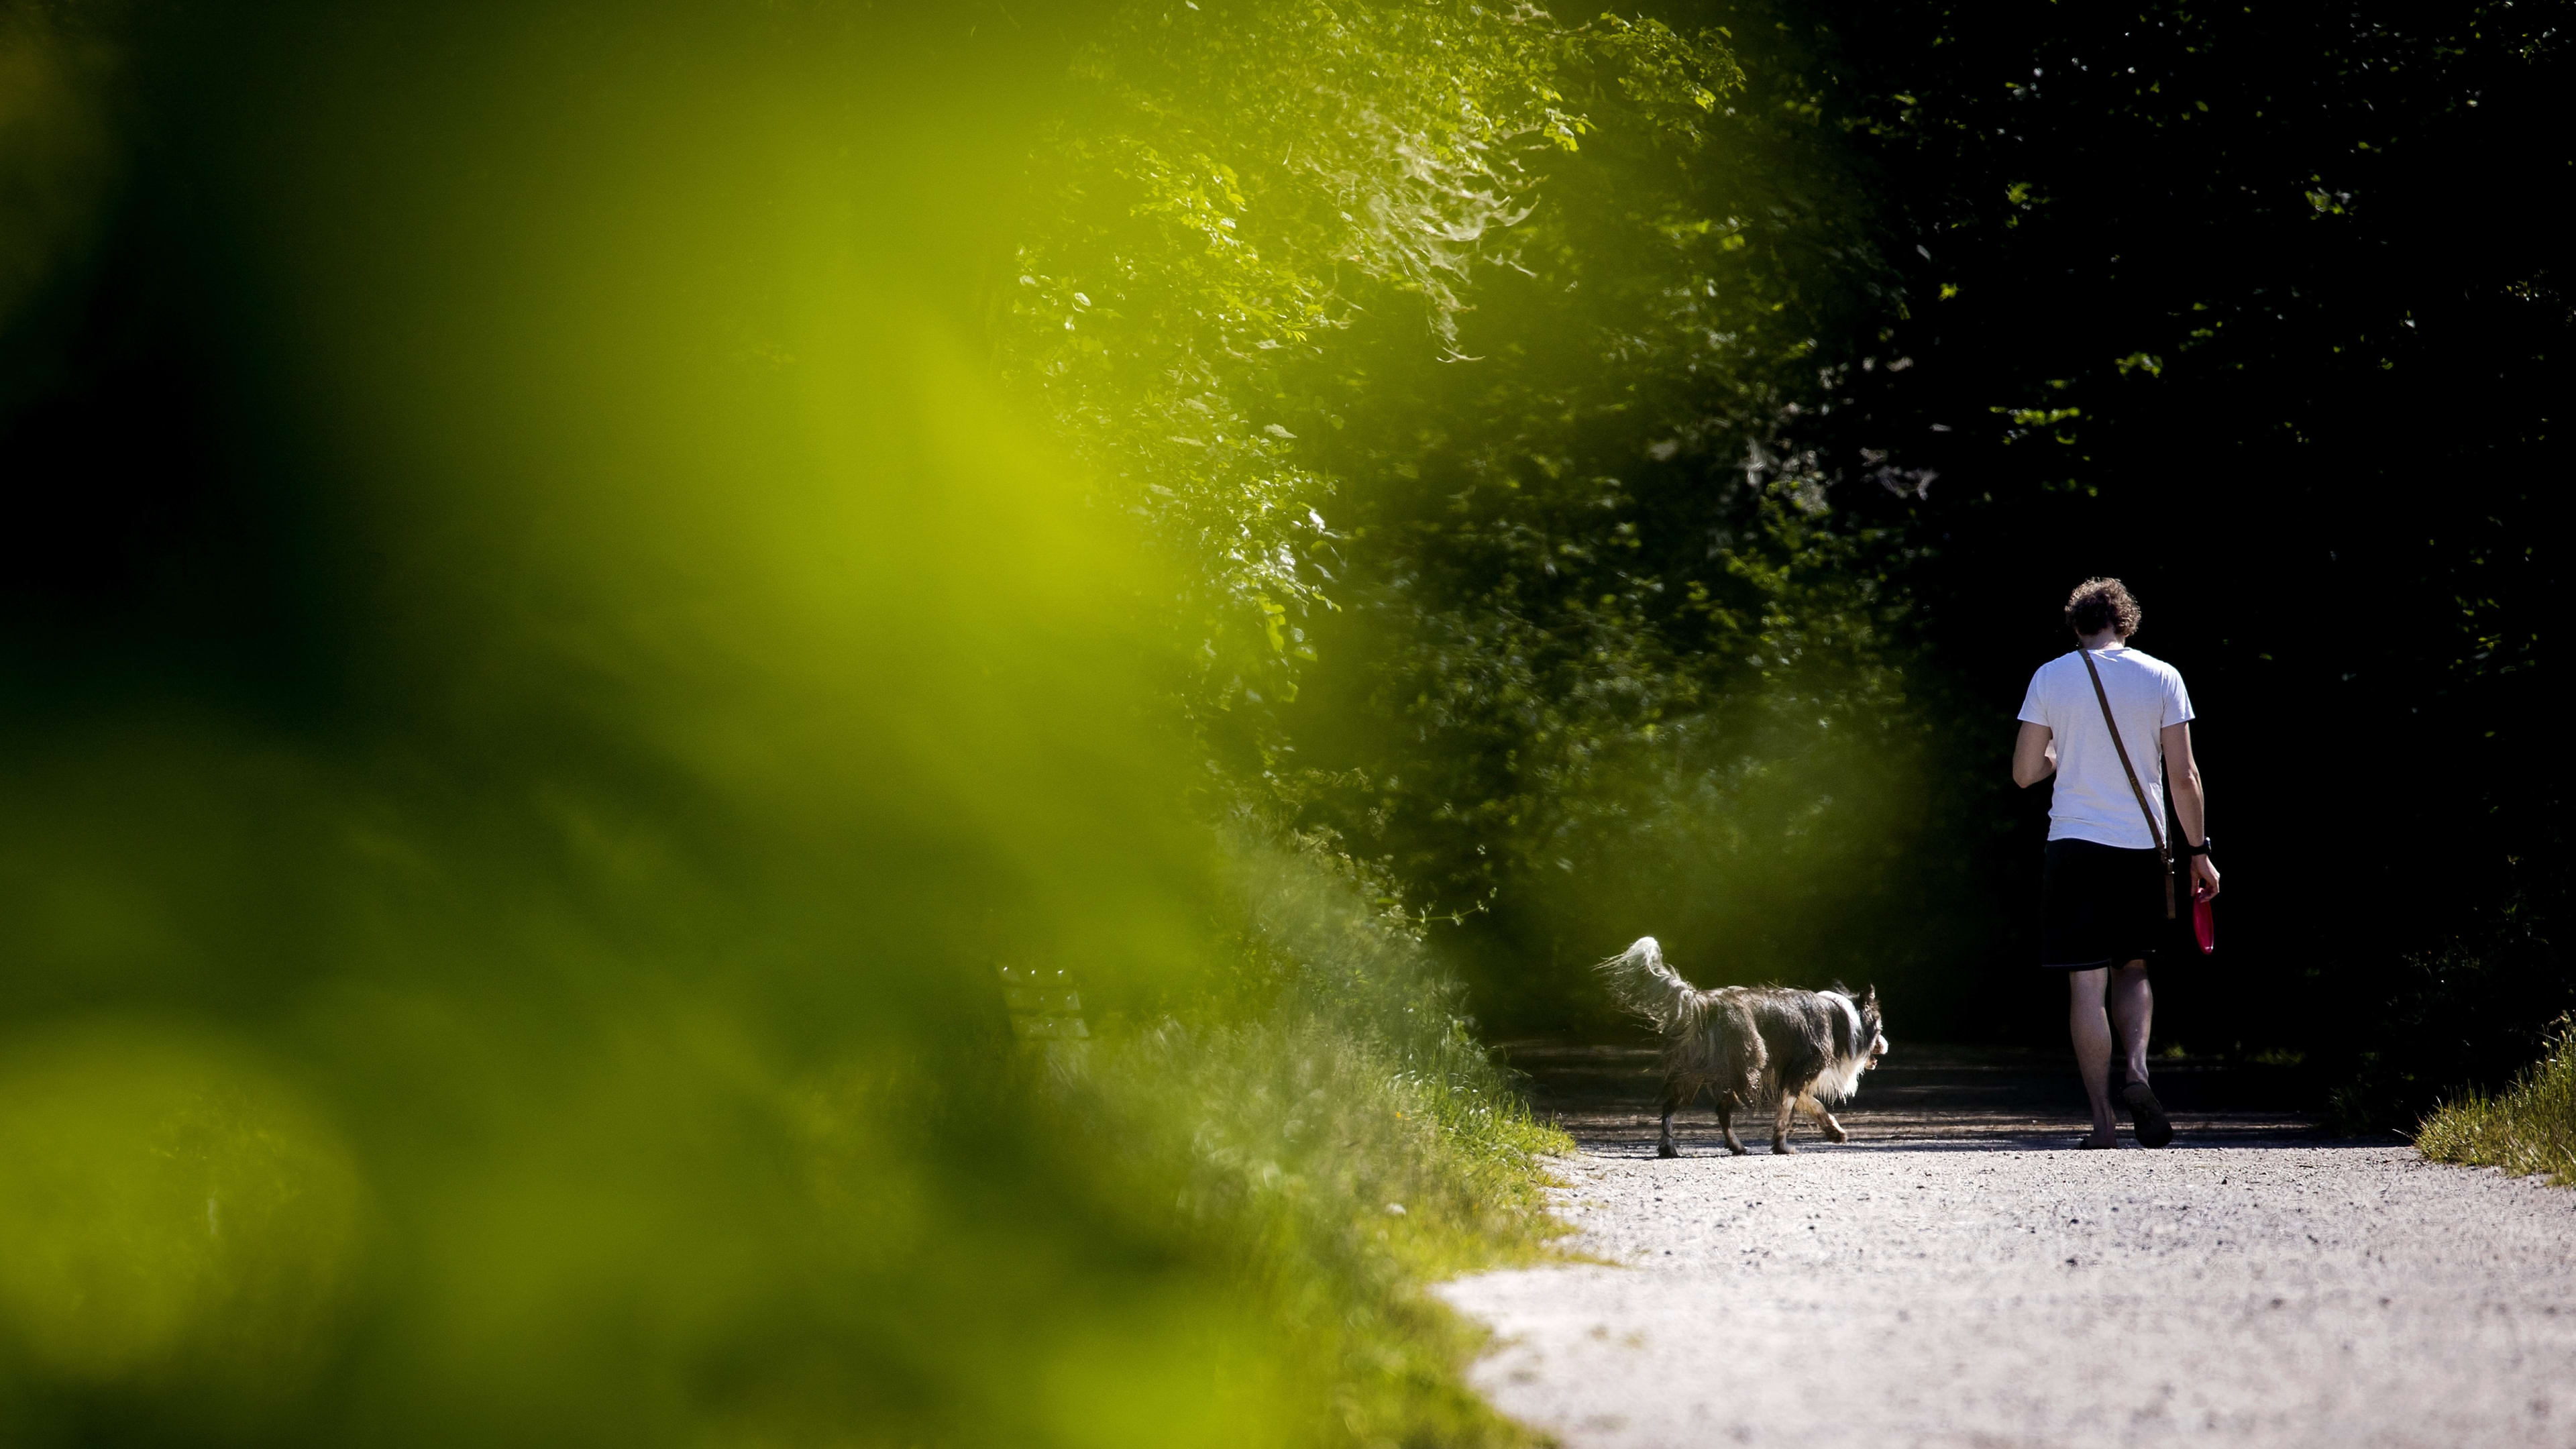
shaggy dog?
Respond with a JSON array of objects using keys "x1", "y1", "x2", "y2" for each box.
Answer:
[{"x1": 1597, "y1": 936, "x2": 1889, "y2": 1158}]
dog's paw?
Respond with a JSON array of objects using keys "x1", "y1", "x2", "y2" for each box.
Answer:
[
  {"x1": 1823, "y1": 1125, "x2": 1849, "y2": 1144},
  {"x1": 1725, "y1": 1142, "x2": 1748, "y2": 1157},
  {"x1": 1771, "y1": 1142, "x2": 1799, "y2": 1155},
  {"x1": 1656, "y1": 1142, "x2": 1680, "y2": 1159}
]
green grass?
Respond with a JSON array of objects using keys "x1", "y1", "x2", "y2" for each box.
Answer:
[
  {"x1": 1077, "y1": 835, "x2": 1578, "y2": 1447},
  {"x1": 1085, "y1": 1014, "x2": 1571, "y2": 1448},
  {"x1": 2415, "y1": 1014, "x2": 2576, "y2": 1186}
]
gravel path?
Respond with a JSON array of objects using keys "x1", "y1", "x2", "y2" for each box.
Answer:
[{"x1": 1440, "y1": 1050, "x2": 2576, "y2": 1448}]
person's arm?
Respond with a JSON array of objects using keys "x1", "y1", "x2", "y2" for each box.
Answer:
[
  {"x1": 2160, "y1": 720, "x2": 2220, "y2": 899},
  {"x1": 2012, "y1": 721, "x2": 2057, "y2": 788}
]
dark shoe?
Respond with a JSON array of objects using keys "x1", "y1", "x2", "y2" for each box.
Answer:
[{"x1": 2121, "y1": 1081, "x2": 2174, "y2": 1148}]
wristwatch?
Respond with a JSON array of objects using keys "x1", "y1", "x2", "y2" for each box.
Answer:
[{"x1": 2180, "y1": 837, "x2": 2212, "y2": 857}]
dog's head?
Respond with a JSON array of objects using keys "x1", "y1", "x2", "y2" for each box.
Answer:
[{"x1": 1822, "y1": 983, "x2": 1890, "y2": 1072}]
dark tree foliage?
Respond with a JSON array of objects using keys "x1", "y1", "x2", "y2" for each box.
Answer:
[
  {"x1": 1277, "y1": 27, "x2": 1934, "y2": 1029},
  {"x1": 1707, "y1": 0, "x2": 2572, "y2": 1101}
]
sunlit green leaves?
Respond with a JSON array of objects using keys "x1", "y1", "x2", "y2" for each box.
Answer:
[
  {"x1": 1002, "y1": 2, "x2": 1925, "y2": 1017},
  {"x1": 1008, "y1": 2, "x2": 1741, "y2": 716}
]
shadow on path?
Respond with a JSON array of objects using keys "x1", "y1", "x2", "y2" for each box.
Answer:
[{"x1": 1497, "y1": 1038, "x2": 2361, "y2": 1155}]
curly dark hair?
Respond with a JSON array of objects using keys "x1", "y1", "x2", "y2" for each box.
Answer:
[{"x1": 2065, "y1": 577, "x2": 2143, "y2": 639}]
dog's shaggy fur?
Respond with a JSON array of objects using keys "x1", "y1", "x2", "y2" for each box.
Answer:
[{"x1": 1596, "y1": 936, "x2": 1889, "y2": 1157}]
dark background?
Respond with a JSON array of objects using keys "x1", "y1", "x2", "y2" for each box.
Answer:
[
  {"x1": 1302, "y1": 0, "x2": 2572, "y2": 1120},
  {"x1": 1710, "y1": 0, "x2": 2572, "y2": 1108}
]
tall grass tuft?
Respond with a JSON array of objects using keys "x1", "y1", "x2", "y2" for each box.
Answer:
[
  {"x1": 1064, "y1": 834, "x2": 1574, "y2": 1445},
  {"x1": 2415, "y1": 1014, "x2": 2576, "y2": 1186}
]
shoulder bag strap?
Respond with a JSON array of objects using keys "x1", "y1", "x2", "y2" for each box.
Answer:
[{"x1": 2076, "y1": 646, "x2": 2176, "y2": 919}]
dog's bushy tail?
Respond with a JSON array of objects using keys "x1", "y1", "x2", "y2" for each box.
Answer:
[{"x1": 1595, "y1": 936, "x2": 1701, "y2": 1032}]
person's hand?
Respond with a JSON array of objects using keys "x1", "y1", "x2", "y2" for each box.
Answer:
[{"x1": 2190, "y1": 854, "x2": 2220, "y2": 901}]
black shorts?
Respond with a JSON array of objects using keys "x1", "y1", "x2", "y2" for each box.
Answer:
[{"x1": 2040, "y1": 837, "x2": 2168, "y2": 969}]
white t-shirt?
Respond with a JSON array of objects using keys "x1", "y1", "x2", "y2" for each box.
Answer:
[{"x1": 2017, "y1": 645, "x2": 2196, "y2": 849}]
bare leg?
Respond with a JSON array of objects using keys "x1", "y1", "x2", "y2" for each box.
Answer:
[
  {"x1": 2108, "y1": 961, "x2": 2173, "y2": 1145},
  {"x1": 2068, "y1": 967, "x2": 2118, "y2": 1146},
  {"x1": 2108, "y1": 962, "x2": 2153, "y2": 1088},
  {"x1": 1770, "y1": 1088, "x2": 1799, "y2": 1154},
  {"x1": 1716, "y1": 1097, "x2": 1748, "y2": 1155},
  {"x1": 1801, "y1": 1093, "x2": 1849, "y2": 1143}
]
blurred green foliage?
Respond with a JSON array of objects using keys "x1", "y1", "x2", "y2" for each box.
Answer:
[
  {"x1": 1, "y1": 1, "x2": 1564, "y2": 1444},
  {"x1": 0, "y1": 10, "x2": 113, "y2": 333},
  {"x1": 0, "y1": 1026, "x2": 362, "y2": 1399}
]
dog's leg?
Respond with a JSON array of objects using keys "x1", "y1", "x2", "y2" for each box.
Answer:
[
  {"x1": 1801, "y1": 1092, "x2": 1849, "y2": 1144},
  {"x1": 1715, "y1": 1095, "x2": 1748, "y2": 1155},
  {"x1": 1771, "y1": 1087, "x2": 1799, "y2": 1154},
  {"x1": 1656, "y1": 1077, "x2": 1686, "y2": 1159}
]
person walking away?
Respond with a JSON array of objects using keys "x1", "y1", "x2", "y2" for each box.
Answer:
[{"x1": 2010, "y1": 578, "x2": 2220, "y2": 1148}]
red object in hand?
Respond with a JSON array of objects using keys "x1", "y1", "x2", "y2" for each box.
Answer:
[{"x1": 2192, "y1": 883, "x2": 2216, "y2": 955}]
